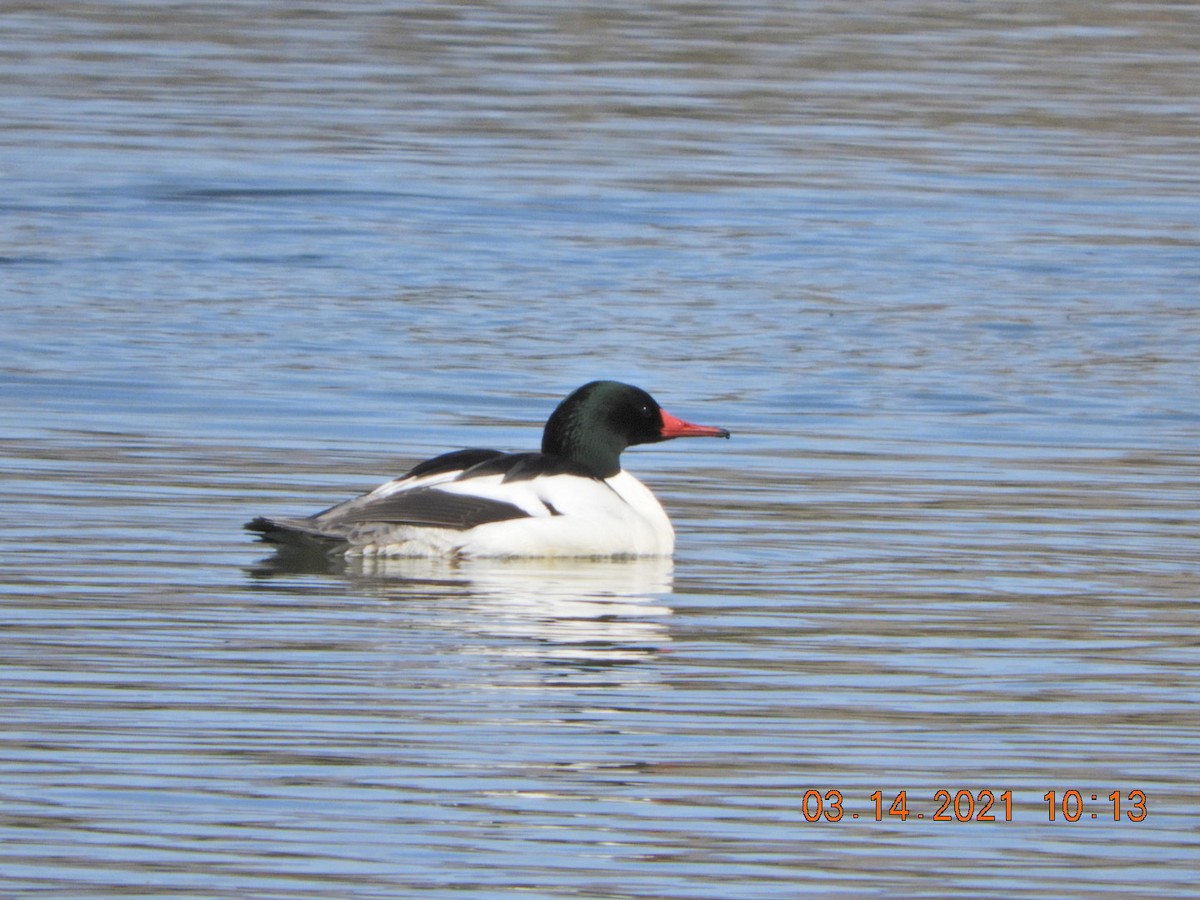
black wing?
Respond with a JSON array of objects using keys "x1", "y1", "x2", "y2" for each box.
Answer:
[
  {"x1": 401, "y1": 448, "x2": 506, "y2": 480},
  {"x1": 461, "y1": 451, "x2": 596, "y2": 483},
  {"x1": 245, "y1": 448, "x2": 574, "y2": 545},
  {"x1": 334, "y1": 486, "x2": 531, "y2": 530},
  {"x1": 299, "y1": 448, "x2": 509, "y2": 524}
]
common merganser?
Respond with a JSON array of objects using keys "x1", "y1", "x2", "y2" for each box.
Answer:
[{"x1": 246, "y1": 380, "x2": 730, "y2": 558}]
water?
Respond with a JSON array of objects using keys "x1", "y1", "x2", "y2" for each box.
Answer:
[{"x1": 2, "y1": 2, "x2": 1198, "y2": 896}]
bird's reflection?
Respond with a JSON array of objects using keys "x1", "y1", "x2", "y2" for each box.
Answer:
[
  {"x1": 249, "y1": 549, "x2": 674, "y2": 666},
  {"x1": 365, "y1": 556, "x2": 674, "y2": 663}
]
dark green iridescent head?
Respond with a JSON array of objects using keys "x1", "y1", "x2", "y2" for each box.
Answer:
[{"x1": 541, "y1": 380, "x2": 729, "y2": 478}]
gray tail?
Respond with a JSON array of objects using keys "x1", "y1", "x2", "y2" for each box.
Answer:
[{"x1": 245, "y1": 515, "x2": 345, "y2": 548}]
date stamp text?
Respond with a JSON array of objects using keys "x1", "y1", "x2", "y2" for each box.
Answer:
[{"x1": 801, "y1": 789, "x2": 1147, "y2": 823}]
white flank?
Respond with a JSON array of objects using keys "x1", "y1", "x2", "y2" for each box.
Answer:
[{"x1": 345, "y1": 469, "x2": 675, "y2": 559}]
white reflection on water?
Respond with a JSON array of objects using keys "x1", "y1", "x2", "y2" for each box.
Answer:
[{"x1": 355, "y1": 555, "x2": 674, "y2": 658}]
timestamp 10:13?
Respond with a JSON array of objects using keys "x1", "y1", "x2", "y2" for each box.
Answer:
[
  {"x1": 1045, "y1": 789, "x2": 1147, "y2": 822},
  {"x1": 802, "y1": 789, "x2": 1148, "y2": 822}
]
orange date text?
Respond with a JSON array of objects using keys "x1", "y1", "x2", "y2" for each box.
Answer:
[
  {"x1": 801, "y1": 789, "x2": 1148, "y2": 823},
  {"x1": 801, "y1": 789, "x2": 1012, "y2": 822}
]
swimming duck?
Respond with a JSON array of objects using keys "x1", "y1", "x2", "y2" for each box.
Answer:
[{"x1": 246, "y1": 380, "x2": 730, "y2": 558}]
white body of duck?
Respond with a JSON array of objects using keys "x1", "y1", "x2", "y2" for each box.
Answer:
[{"x1": 247, "y1": 381, "x2": 729, "y2": 559}]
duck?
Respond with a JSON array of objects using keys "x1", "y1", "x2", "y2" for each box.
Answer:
[{"x1": 246, "y1": 380, "x2": 730, "y2": 558}]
